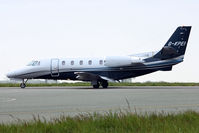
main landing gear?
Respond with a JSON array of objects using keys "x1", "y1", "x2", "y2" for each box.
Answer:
[
  {"x1": 101, "y1": 81, "x2": 108, "y2": 88},
  {"x1": 20, "y1": 79, "x2": 28, "y2": 88},
  {"x1": 92, "y1": 80, "x2": 108, "y2": 89}
]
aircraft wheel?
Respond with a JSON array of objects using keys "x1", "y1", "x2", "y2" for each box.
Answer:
[
  {"x1": 93, "y1": 82, "x2": 100, "y2": 88},
  {"x1": 20, "y1": 83, "x2": 26, "y2": 88},
  {"x1": 101, "y1": 81, "x2": 108, "y2": 88}
]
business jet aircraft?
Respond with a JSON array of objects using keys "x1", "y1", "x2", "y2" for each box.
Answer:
[{"x1": 7, "y1": 26, "x2": 191, "y2": 88}]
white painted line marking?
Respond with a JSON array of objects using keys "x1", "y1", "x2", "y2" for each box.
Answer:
[{"x1": 0, "y1": 98, "x2": 16, "y2": 103}]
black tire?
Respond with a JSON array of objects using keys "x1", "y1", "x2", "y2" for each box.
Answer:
[
  {"x1": 20, "y1": 83, "x2": 26, "y2": 88},
  {"x1": 101, "y1": 81, "x2": 108, "y2": 88},
  {"x1": 93, "y1": 82, "x2": 100, "y2": 88}
]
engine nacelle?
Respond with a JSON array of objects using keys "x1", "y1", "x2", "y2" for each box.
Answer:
[
  {"x1": 104, "y1": 56, "x2": 132, "y2": 67},
  {"x1": 104, "y1": 56, "x2": 145, "y2": 67}
]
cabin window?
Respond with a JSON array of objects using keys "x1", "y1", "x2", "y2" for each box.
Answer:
[
  {"x1": 62, "y1": 61, "x2": 65, "y2": 65},
  {"x1": 88, "y1": 60, "x2": 92, "y2": 65},
  {"x1": 71, "y1": 60, "x2": 74, "y2": 65},
  {"x1": 79, "y1": 60, "x2": 83, "y2": 65},
  {"x1": 99, "y1": 60, "x2": 103, "y2": 65}
]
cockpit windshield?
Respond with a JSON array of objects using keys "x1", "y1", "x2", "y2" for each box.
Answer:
[{"x1": 27, "y1": 61, "x2": 40, "y2": 66}]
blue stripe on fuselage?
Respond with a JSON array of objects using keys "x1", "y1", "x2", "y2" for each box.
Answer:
[{"x1": 35, "y1": 58, "x2": 181, "y2": 80}]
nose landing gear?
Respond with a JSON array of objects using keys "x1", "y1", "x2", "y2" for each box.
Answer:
[{"x1": 20, "y1": 79, "x2": 28, "y2": 88}]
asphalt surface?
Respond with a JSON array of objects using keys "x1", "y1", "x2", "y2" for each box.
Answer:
[{"x1": 0, "y1": 86, "x2": 199, "y2": 123}]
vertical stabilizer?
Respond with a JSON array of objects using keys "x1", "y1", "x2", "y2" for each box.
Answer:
[{"x1": 153, "y1": 26, "x2": 191, "y2": 60}]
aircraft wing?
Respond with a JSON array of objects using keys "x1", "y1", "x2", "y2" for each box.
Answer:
[{"x1": 74, "y1": 72, "x2": 114, "y2": 82}]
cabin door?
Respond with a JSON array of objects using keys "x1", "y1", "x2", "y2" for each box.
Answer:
[{"x1": 51, "y1": 59, "x2": 59, "y2": 77}]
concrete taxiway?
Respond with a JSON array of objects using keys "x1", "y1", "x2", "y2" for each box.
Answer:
[{"x1": 0, "y1": 86, "x2": 199, "y2": 123}]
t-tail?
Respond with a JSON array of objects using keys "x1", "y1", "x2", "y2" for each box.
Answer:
[{"x1": 153, "y1": 26, "x2": 191, "y2": 60}]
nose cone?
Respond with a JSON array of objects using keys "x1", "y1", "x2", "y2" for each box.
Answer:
[
  {"x1": 7, "y1": 69, "x2": 23, "y2": 79},
  {"x1": 7, "y1": 66, "x2": 33, "y2": 79},
  {"x1": 6, "y1": 71, "x2": 16, "y2": 78}
]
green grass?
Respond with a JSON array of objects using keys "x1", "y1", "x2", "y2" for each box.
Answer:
[
  {"x1": 0, "y1": 82, "x2": 199, "y2": 87},
  {"x1": 0, "y1": 111, "x2": 199, "y2": 133}
]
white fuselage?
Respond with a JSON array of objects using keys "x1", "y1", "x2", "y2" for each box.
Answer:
[{"x1": 7, "y1": 56, "x2": 144, "y2": 80}]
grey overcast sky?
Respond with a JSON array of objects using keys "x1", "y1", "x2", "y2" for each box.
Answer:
[{"x1": 0, "y1": 0, "x2": 198, "y2": 82}]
